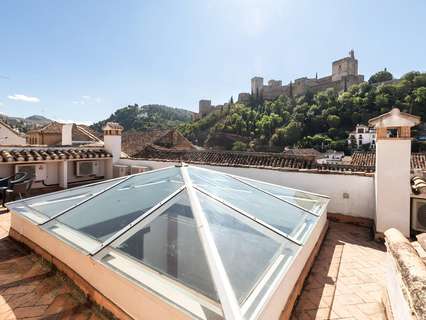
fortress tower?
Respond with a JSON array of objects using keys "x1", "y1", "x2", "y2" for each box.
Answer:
[
  {"x1": 331, "y1": 49, "x2": 359, "y2": 82},
  {"x1": 251, "y1": 77, "x2": 264, "y2": 98}
]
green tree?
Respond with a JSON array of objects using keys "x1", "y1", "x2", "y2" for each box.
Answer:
[
  {"x1": 232, "y1": 141, "x2": 247, "y2": 151},
  {"x1": 368, "y1": 70, "x2": 393, "y2": 84}
]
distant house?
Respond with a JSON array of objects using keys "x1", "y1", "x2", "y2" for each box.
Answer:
[
  {"x1": 348, "y1": 124, "x2": 376, "y2": 148},
  {"x1": 26, "y1": 122, "x2": 101, "y2": 146},
  {"x1": 122, "y1": 129, "x2": 195, "y2": 157},
  {"x1": 316, "y1": 150, "x2": 345, "y2": 164},
  {"x1": 0, "y1": 120, "x2": 26, "y2": 146}
]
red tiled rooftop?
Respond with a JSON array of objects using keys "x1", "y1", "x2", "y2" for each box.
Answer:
[
  {"x1": 290, "y1": 222, "x2": 387, "y2": 320},
  {"x1": 0, "y1": 212, "x2": 100, "y2": 320},
  {"x1": 0, "y1": 212, "x2": 388, "y2": 320}
]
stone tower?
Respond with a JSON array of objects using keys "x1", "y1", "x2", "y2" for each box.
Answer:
[
  {"x1": 369, "y1": 108, "x2": 421, "y2": 237},
  {"x1": 199, "y1": 100, "x2": 213, "y2": 117},
  {"x1": 331, "y1": 50, "x2": 359, "y2": 82},
  {"x1": 251, "y1": 77, "x2": 264, "y2": 99}
]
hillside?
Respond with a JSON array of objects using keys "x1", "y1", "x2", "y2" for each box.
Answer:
[
  {"x1": 0, "y1": 114, "x2": 51, "y2": 132},
  {"x1": 179, "y1": 70, "x2": 426, "y2": 152},
  {"x1": 91, "y1": 104, "x2": 194, "y2": 133}
]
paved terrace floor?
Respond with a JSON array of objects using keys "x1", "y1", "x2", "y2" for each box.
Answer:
[
  {"x1": 290, "y1": 222, "x2": 388, "y2": 320},
  {"x1": 0, "y1": 212, "x2": 387, "y2": 320}
]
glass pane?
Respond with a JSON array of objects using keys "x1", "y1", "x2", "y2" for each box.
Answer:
[
  {"x1": 188, "y1": 167, "x2": 316, "y2": 243},
  {"x1": 9, "y1": 179, "x2": 124, "y2": 223},
  {"x1": 239, "y1": 178, "x2": 328, "y2": 215},
  {"x1": 111, "y1": 192, "x2": 218, "y2": 302},
  {"x1": 52, "y1": 167, "x2": 184, "y2": 245},
  {"x1": 197, "y1": 191, "x2": 297, "y2": 305}
]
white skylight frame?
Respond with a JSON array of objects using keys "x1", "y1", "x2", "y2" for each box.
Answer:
[{"x1": 6, "y1": 164, "x2": 329, "y2": 320}]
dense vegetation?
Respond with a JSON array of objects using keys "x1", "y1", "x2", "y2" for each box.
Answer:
[
  {"x1": 91, "y1": 104, "x2": 193, "y2": 132},
  {"x1": 179, "y1": 71, "x2": 426, "y2": 153}
]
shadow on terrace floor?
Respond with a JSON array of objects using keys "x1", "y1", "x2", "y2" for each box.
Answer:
[
  {"x1": 0, "y1": 213, "x2": 102, "y2": 320},
  {"x1": 290, "y1": 222, "x2": 388, "y2": 320}
]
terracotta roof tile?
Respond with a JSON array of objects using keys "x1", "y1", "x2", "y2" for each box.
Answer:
[
  {"x1": 133, "y1": 145, "x2": 373, "y2": 173},
  {"x1": 351, "y1": 151, "x2": 426, "y2": 170},
  {"x1": 0, "y1": 147, "x2": 111, "y2": 163},
  {"x1": 122, "y1": 129, "x2": 194, "y2": 157}
]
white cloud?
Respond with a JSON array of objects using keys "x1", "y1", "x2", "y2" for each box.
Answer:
[
  {"x1": 52, "y1": 118, "x2": 93, "y2": 125},
  {"x1": 8, "y1": 94, "x2": 40, "y2": 103}
]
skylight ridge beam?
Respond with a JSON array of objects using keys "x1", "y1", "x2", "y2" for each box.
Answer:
[
  {"x1": 90, "y1": 185, "x2": 186, "y2": 255},
  {"x1": 39, "y1": 174, "x2": 135, "y2": 225},
  {"x1": 181, "y1": 166, "x2": 242, "y2": 320},
  {"x1": 192, "y1": 184, "x2": 302, "y2": 246},
  {"x1": 229, "y1": 175, "x2": 321, "y2": 217}
]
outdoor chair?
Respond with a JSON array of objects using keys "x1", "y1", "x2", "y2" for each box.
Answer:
[
  {"x1": 9, "y1": 172, "x2": 28, "y2": 186},
  {"x1": 0, "y1": 172, "x2": 28, "y2": 206},
  {"x1": 6, "y1": 178, "x2": 33, "y2": 201}
]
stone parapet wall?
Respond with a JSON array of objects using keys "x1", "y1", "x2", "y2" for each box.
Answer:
[{"x1": 384, "y1": 228, "x2": 426, "y2": 320}]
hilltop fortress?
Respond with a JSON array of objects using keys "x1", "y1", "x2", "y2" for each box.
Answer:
[{"x1": 197, "y1": 50, "x2": 364, "y2": 118}]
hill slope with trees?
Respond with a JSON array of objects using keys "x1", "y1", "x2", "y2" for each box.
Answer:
[
  {"x1": 179, "y1": 71, "x2": 426, "y2": 152},
  {"x1": 91, "y1": 104, "x2": 194, "y2": 133}
]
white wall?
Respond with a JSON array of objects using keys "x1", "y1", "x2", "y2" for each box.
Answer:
[
  {"x1": 375, "y1": 140, "x2": 411, "y2": 236},
  {"x1": 118, "y1": 159, "x2": 376, "y2": 219},
  {"x1": 104, "y1": 135, "x2": 121, "y2": 163},
  {"x1": 0, "y1": 125, "x2": 26, "y2": 145}
]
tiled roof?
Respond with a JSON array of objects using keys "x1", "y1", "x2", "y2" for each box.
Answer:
[
  {"x1": 283, "y1": 148, "x2": 322, "y2": 158},
  {"x1": 0, "y1": 147, "x2": 111, "y2": 162},
  {"x1": 132, "y1": 145, "x2": 378, "y2": 174},
  {"x1": 351, "y1": 151, "x2": 426, "y2": 170},
  {"x1": 122, "y1": 129, "x2": 194, "y2": 157},
  {"x1": 27, "y1": 122, "x2": 101, "y2": 144},
  {"x1": 350, "y1": 151, "x2": 376, "y2": 167}
]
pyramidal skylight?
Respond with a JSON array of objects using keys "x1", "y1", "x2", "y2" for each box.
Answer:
[{"x1": 7, "y1": 165, "x2": 329, "y2": 320}]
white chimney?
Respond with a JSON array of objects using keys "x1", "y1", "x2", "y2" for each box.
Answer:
[
  {"x1": 103, "y1": 122, "x2": 123, "y2": 163},
  {"x1": 61, "y1": 123, "x2": 73, "y2": 146},
  {"x1": 369, "y1": 108, "x2": 421, "y2": 237}
]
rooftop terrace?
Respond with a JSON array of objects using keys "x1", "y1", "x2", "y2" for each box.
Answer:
[{"x1": 0, "y1": 211, "x2": 388, "y2": 320}]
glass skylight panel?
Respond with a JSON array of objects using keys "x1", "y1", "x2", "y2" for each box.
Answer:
[
  {"x1": 105, "y1": 191, "x2": 219, "y2": 302},
  {"x1": 46, "y1": 167, "x2": 184, "y2": 250},
  {"x1": 196, "y1": 191, "x2": 297, "y2": 306},
  {"x1": 188, "y1": 167, "x2": 317, "y2": 243},
  {"x1": 8, "y1": 165, "x2": 330, "y2": 320},
  {"x1": 238, "y1": 178, "x2": 328, "y2": 215},
  {"x1": 7, "y1": 179, "x2": 124, "y2": 223}
]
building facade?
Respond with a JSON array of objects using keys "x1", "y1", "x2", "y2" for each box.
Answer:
[{"x1": 348, "y1": 124, "x2": 376, "y2": 148}]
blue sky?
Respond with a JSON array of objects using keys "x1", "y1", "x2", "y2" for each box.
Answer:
[{"x1": 0, "y1": 0, "x2": 425, "y2": 124}]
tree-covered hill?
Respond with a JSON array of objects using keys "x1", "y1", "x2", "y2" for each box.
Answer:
[
  {"x1": 179, "y1": 71, "x2": 426, "y2": 152},
  {"x1": 91, "y1": 104, "x2": 194, "y2": 133}
]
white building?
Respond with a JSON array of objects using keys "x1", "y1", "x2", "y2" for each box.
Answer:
[
  {"x1": 348, "y1": 124, "x2": 376, "y2": 148},
  {"x1": 0, "y1": 120, "x2": 26, "y2": 146},
  {"x1": 0, "y1": 122, "x2": 125, "y2": 190},
  {"x1": 316, "y1": 150, "x2": 345, "y2": 164}
]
